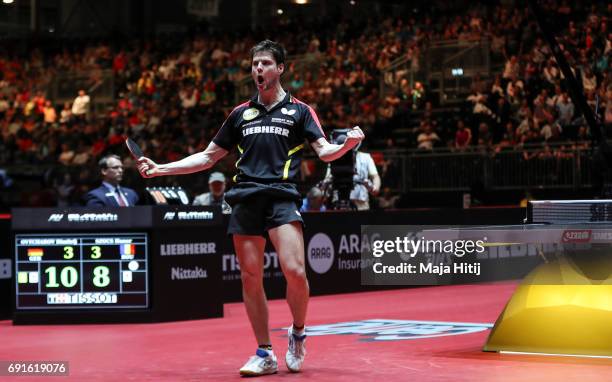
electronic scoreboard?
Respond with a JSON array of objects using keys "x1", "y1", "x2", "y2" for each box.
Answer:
[
  {"x1": 11, "y1": 206, "x2": 224, "y2": 324},
  {"x1": 15, "y1": 233, "x2": 148, "y2": 309}
]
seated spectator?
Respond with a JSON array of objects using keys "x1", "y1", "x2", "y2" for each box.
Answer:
[
  {"x1": 494, "y1": 121, "x2": 517, "y2": 154},
  {"x1": 417, "y1": 123, "x2": 440, "y2": 150},
  {"x1": 455, "y1": 120, "x2": 472, "y2": 150},
  {"x1": 192, "y1": 172, "x2": 231, "y2": 214},
  {"x1": 58, "y1": 143, "x2": 75, "y2": 166},
  {"x1": 59, "y1": 102, "x2": 72, "y2": 124},
  {"x1": 581, "y1": 67, "x2": 597, "y2": 93},
  {"x1": 289, "y1": 73, "x2": 304, "y2": 93},
  {"x1": 477, "y1": 122, "x2": 492, "y2": 148},
  {"x1": 576, "y1": 126, "x2": 590, "y2": 149},
  {"x1": 300, "y1": 187, "x2": 326, "y2": 212},
  {"x1": 54, "y1": 173, "x2": 76, "y2": 207},
  {"x1": 43, "y1": 100, "x2": 57, "y2": 126},
  {"x1": 72, "y1": 142, "x2": 92, "y2": 166},
  {"x1": 502, "y1": 55, "x2": 520, "y2": 80},
  {"x1": 533, "y1": 90, "x2": 552, "y2": 125},
  {"x1": 540, "y1": 115, "x2": 563, "y2": 142},
  {"x1": 556, "y1": 93, "x2": 575, "y2": 127}
]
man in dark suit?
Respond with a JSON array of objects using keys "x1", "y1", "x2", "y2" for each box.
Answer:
[{"x1": 86, "y1": 154, "x2": 139, "y2": 207}]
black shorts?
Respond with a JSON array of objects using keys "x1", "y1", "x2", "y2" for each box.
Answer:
[{"x1": 228, "y1": 193, "x2": 304, "y2": 236}]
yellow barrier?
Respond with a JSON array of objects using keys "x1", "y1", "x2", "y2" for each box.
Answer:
[{"x1": 484, "y1": 254, "x2": 612, "y2": 357}]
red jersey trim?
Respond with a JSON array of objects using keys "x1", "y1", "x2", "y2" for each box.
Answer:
[{"x1": 292, "y1": 97, "x2": 325, "y2": 138}]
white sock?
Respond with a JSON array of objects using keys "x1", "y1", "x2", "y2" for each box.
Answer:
[{"x1": 292, "y1": 325, "x2": 305, "y2": 336}]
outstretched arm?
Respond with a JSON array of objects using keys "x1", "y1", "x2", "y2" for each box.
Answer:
[
  {"x1": 137, "y1": 142, "x2": 228, "y2": 178},
  {"x1": 310, "y1": 126, "x2": 365, "y2": 162}
]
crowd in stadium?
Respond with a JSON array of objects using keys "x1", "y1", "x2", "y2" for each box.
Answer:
[{"x1": 0, "y1": 1, "x2": 610, "y2": 207}]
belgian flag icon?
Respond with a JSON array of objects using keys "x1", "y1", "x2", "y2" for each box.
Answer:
[{"x1": 120, "y1": 244, "x2": 135, "y2": 256}]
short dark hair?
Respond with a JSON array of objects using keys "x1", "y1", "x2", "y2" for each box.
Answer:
[
  {"x1": 98, "y1": 154, "x2": 121, "y2": 169},
  {"x1": 250, "y1": 40, "x2": 286, "y2": 66}
]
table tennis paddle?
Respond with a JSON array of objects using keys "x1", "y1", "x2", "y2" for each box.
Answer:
[
  {"x1": 125, "y1": 138, "x2": 144, "y2": 159},
  {"x1": 125, "y1": 138, "x2": 152, "y2": 176}
]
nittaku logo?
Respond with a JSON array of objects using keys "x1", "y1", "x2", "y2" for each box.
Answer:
[
  {"x1": 291, "y1": 319, "x2": 492, "y2": 341},
  {"x1": 67, "y1": 213, "x2": 118, "y2": 222},
  {"x1": 48, "y1": 214, "x2": 64, "y2": 222},
  {"x1": 307, "y1": 233, "x2": 334, "y2": 274},
  {"x1": 171, "y1": 266, "x2": 208, "y2": 280}
]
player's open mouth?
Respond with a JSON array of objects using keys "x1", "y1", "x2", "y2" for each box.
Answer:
[{"x1": 257, "y1": 75, "x2": 264, "y2": 85}]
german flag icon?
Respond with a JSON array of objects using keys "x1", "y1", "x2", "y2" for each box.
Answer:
[{"x1": 27, "y1": 248, "x2": 44, "y2": 257}]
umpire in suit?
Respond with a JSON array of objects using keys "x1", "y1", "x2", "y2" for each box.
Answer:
[{"x1": 86, "y1": 154, "x2": 139, "y2": 207}]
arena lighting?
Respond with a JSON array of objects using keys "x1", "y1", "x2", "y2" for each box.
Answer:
[
  {"x1": 3, "y1": 0, "x2": 14, "y2": 4},
  {"x1": 294, "y1": 0, "x2": 308, "y2": 4},
  {"x1": 350, "y1": 0, "x2": 356, "y2": 5},
  {"x1": 277, "y1": 8, "x2": 284, "y2": 15}
]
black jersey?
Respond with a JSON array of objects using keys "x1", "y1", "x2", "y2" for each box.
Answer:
[{"x1": 213, "y1": 92, "x2": 325, "y2": 184}]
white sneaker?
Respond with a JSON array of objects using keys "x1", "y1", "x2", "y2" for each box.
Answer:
[
  {"x1": 285, "y1": 327, "x2": 307, "y2": 372},
  {"x1": 239, "y1": 349, "x2": 278, "y2": 376}
]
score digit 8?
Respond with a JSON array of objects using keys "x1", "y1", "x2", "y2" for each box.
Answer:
[{"x1": 92, "y1": 266, "x2": 110, "y2": 287}]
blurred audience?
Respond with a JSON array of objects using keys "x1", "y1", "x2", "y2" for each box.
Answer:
[{"x1": 0, "y1": 0, "x2": 610, "y2": 209}]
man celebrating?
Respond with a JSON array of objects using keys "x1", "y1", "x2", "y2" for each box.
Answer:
[{"x1": 136, "y1": 40, "x2": 364, "y2": 376}]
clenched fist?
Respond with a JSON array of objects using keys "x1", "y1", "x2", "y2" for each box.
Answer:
[{"x1": 343, "y1": 126, "x2": 365, "y2": 151}]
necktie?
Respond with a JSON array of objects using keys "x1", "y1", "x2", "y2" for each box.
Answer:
[{"x1": 116, "y1": 187, "x2": 127, "y2": 207}]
